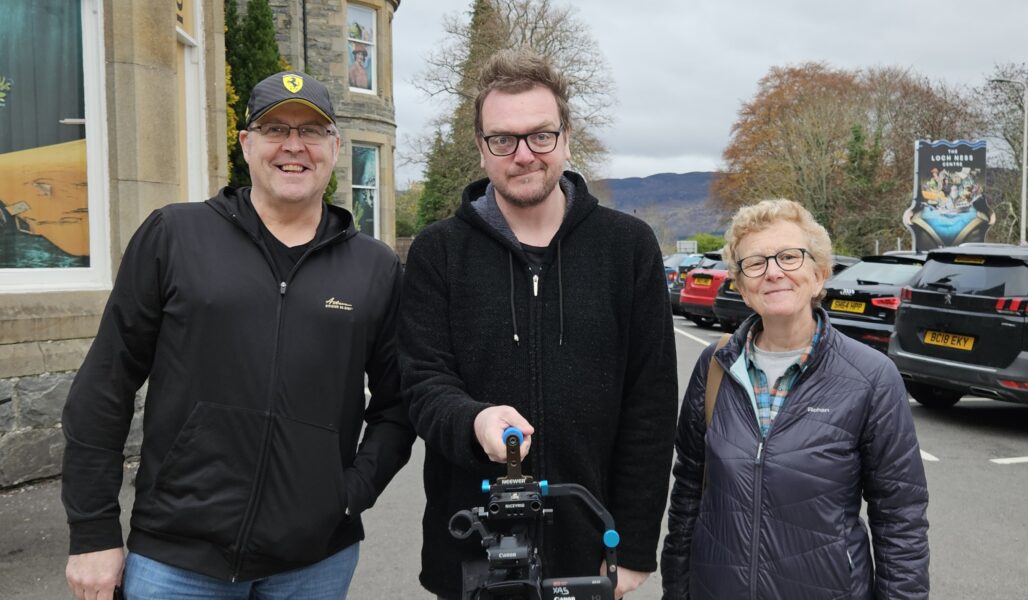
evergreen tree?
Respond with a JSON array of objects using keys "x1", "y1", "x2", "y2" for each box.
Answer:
[
  {"x1": 225, "y1": 0, "x2": 283, "y2": 187},
  {"x1": 415, "y1": 0, "x2": 504, "y2": 229},
  {"x1": 417, "y1": 133, "x2": 460, "y2": 230}
]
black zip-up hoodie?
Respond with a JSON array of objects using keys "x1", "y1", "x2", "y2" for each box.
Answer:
[
  {"x1": 61, "y1": 187, "x2": 415, "y2": 581},
  {"x1": 398, "y1": 172, "x2": 678, "y2": 597}
]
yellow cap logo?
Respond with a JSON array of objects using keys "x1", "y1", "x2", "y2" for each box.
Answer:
[{"x1": 282, "y1": 75, "x2": 304, "y2": 94}]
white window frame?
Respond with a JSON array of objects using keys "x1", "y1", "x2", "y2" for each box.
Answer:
[
  {"x1": 0, "y1": 0, "x2": 111, "y2": 292},
  {"x1": 346, "y1": 3, "x2": 377, "y2": 95},
  {"x1": 352, "y1": 143, "x2": 380, "y2": 239},
  {"x1": 177, "y1": 0, "x2": 209, "y2": 205}
]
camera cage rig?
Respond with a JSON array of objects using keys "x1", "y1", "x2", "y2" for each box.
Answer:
[{"x1": 448, "y1": 426, "x2": 621, "y2": 600}]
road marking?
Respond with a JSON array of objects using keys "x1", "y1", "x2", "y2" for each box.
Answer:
[
  {"x1": 920, "y1": 450, "x2": 939, "y2": 462},
  {"x1": 990, "y1": 456, "x2": 1028, "y2": 465},
  {"x1": 674, "y1": 327, "x2": 712, "y2": 346},
  {"x1": 908, "y1": 397, "x2": 996, "y2": 404}
]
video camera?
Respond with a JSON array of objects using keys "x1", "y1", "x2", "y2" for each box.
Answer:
[{"x1": 448, "y1": 427, "x2": 620, "y2": 600}]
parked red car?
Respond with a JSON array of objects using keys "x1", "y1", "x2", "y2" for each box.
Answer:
[{"x1": 679, "y1": 251, "x2": 730, "y2": 328}]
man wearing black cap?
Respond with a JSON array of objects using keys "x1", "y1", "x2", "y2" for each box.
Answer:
[{"x1": 61, "y1": 71, "x2": 414, "y2": 599}]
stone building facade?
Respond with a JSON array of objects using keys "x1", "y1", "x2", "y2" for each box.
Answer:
[
  {"x1": 261, "y1": 0, "x2": 401, "y2": 247},
  {"x1": 0, "y1": 0, "x2": 403, "y2": 490},
  {"x1": 0, "y1": 0, "x2": 228, "y2": 488}
]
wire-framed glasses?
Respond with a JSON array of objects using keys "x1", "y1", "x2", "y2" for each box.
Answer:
[
  {"x1": 248, "y1": 123, "x2": 335, "y2": 142},
  {"x1": 737, "y1": 248, "x2": 812, "y2": 278},
  {"x1": 480, "y1": 127, "x2": 563, "y2": 157}
]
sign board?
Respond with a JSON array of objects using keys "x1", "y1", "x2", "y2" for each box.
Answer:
[
  {"x1": 904, "y1": 140, "x2": 993, "y2": 252},
  {"x1": 676, "y1": 239, "x2": 698, "y2": 254}
]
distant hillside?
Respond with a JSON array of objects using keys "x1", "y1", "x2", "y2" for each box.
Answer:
[{"x1": 590, "y1": 172, "x2": 725, "y2": 244}]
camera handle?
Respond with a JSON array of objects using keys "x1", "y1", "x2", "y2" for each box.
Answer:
[{"x1": 499, "y1": 427, "x2": 621, "y2": 590}]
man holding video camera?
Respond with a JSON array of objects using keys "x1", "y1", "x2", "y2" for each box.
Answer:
[{"x1": 399, "y1": 48, "x2": 678, "y2": 599}]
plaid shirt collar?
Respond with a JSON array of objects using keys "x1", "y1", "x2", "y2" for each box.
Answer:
[{"x1": 744, "y1": 313, "x2": 825, "y2": 438}]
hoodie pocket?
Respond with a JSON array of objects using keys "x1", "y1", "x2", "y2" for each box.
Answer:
[
  {"x1": 245, "y1": 416, "x2": 353, "y2": 563},
  {"x1": 134, "y1": 402, "x2": 266, "y2": 548}
]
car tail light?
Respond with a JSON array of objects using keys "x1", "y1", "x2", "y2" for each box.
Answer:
[
  {"x1": 995, "y1": 297, "x2": 1027, "y2": 314},
  {"x1": 999, "y1": 379, "x2": 1028, "y2": 391},
  {"x1": 871, "y1": 297, "x2": 901, "y2": 310},
  {"x1": 861, "y1": 333, "x2": 891, "y2": 345},
  {"x1": 900, "y1": 287, "x2": 912, "y2": 302}
]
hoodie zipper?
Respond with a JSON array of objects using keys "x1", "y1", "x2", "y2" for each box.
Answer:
[
  {"x1": 225, "y1": 214, "x2": 347, "y2": 580},
  {"x1": 230, "y1": 276, "x2": 288, "y2": 581},
  {"x1": 524, "y1": 262, "x2": 548, "y2": 560}
]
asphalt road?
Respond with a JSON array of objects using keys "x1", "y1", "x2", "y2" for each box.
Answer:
[{"x1": 2, "y1": 317, "x2": 1026, "y2": 598}]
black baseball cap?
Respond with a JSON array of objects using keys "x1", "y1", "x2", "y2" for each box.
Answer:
[{"x1": 244, "y1": 71, "x2": 334, "y2": 128}]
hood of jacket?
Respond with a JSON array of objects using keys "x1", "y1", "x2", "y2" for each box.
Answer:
[
  {"x1": 206, "y1": 186, "x2": 359, "y2": 248},
  {"x1": 455, "y1": 170, "x2": 598, "y2": 262}
]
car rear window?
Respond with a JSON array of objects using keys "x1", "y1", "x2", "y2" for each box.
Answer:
[
  {"x1": 833, "y1": 260, "x2": 922, "y2": 285},
  {"x1": 665, "y1": 254, "x2": 702, "y2": 269},
  {"x1": 913, "y1": 255, "x2": 1028, "y2": 297},
  {"x1": 698, "y1": 258, "x2": 728, "y2": 270}
]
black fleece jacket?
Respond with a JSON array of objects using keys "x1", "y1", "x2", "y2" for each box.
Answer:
[
  {"x1": 398, "y1": 172, "x2": 678, "y2": 597},
  {"x1": 61, "y1": 187, "x2": 415, "y2": 581}
]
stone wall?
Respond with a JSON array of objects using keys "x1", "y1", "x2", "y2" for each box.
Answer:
[{"x1": 0, "y1": 373, "x2": 144, "y2": 488}]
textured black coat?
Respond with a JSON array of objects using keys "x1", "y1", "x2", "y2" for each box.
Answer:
[
  {"x1": 661, "y1": 312, "x2": 929, "y2": 599},
  {"x1": 398, "y1": 172, "x2": 678, "y2": 597},
  {"x1": 62, "y1": 188, "x2": 415, "y2": 581}
]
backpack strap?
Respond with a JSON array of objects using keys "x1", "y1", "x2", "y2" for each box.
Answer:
[{"x1": 702, "y1": 333, "x2": 732, "y2": 492}]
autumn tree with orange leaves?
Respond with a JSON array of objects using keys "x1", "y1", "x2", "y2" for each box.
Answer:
[{"x1": 713, "y1": 62, "x2": 982, "y2": 254}]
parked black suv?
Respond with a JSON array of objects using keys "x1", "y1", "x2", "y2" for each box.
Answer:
[
  {"x1": 712, "y1": 278, "x2": 749, "y2": 331},
  {"x1": 889, "y1": 244, "x2": 1028, "y2": 408},
  {"x1": 824, "y1": 254, "x2": 925, "y2": 353}
]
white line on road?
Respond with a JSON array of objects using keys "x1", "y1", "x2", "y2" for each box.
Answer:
[
  {"x1": 990, "y1": 456, "x2": 1028, "y2": 465},
  {"x1": 908, "y1": 397, "x2": 997, "y2": 404},
  {"x1": 920, "y1": 450, "x2": 940, "y2": 462},
  {"x1": 674, "y1": 327, "x2": 712, "y2": 347}
]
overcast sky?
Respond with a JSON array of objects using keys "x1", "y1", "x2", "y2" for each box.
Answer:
[{"x1": 391, "y1": 0, "x2": 1027, "y2": 186}]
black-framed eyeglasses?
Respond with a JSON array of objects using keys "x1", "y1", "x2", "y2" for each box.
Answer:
[
  {"x1": 248, "y1": 123, "x2": 335, "y2": 142},
  {"x1": 480, "y1": 127, "x2": 563, "y2": 157},
  {"x1": 736, "y1": 248, "x2": 813, "y2": 278}
]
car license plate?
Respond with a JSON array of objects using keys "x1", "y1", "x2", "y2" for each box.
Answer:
[
  {"x1": 924, "y1": 330, "x2": 974, "y2": 351},
  {"x1": 693, "y1": 276, "x2": 711, "y2": 287},
  {"x1": 830, "y1": 299, "x2": 865, "y2": 314}
]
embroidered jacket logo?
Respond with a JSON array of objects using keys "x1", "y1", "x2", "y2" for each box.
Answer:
[
  {"x1": 807, "y1": 407, "x2": 830, "y2": 413},
  {"x1": 325, "y1": 297, "x2": 353, "y2": 311}
]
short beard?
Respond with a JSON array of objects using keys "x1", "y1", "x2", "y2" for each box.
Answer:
[{"x1": 494, "y1": 170, "x2": 561, "y2": 208}]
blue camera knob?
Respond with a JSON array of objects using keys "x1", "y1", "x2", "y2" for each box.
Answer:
[{"x1": 502, "y1": 426, "x2": 524, "y2": 445}]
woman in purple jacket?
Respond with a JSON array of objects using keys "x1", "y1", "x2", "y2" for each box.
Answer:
[{"x1": 661, "y1": 199, "x2": 929, "y2": 599}]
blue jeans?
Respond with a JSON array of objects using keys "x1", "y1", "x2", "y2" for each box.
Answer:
[{"x1": 122, "y1": 543, "x2": 359, "y2": 599}]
